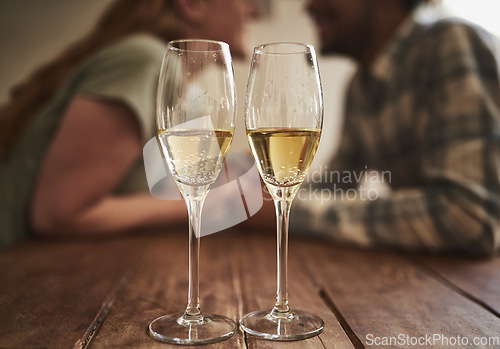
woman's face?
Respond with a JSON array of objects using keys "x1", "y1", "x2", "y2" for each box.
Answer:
[{"x1": 197, "y1": 0, "x2": 260, "y2": 58}]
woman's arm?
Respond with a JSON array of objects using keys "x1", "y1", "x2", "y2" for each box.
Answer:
[{"x1": 31, "y1": 96, "x2": 186, "y2": 236}]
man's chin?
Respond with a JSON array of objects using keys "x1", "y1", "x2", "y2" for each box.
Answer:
[
  {"x1": 319, "y1": 43, "x2": 337, "y2": 55},
  {"x1": 317, "y1": 36, "x2": 337, "y2": 55},
  {"x1": 230, "y1": 45, "x2": 250, "y2": 60},
  {"x1": 319, "y1": 42, "x2": 354, "y2": 59}
]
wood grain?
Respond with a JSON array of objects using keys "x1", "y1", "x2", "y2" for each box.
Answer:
[
  {"x1": 89, "y1": 229, "x2": 244, "y2": 348},
  {"x1": 0, "y1": 235, "x2": 148, "y2": 348},
  {"x1": 414, "y1": 255, "x2": 500, "y2": 316},
  {"x1": 1, "y1": 230, "x2": 498, "y2": 348},
  {"x1": 235, "y1": 232, "x2": 354, "y2": 349},
  {"x1": 301, "y1": 242, "x2": 500, "y2": 349}
]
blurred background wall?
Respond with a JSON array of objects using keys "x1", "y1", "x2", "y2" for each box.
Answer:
[
  {"x1": 0, "y1": 0, "x2": 113, "y2": 104},
  {"x1": 0, "y1": 0, "x2": 498, "y2": 163}
]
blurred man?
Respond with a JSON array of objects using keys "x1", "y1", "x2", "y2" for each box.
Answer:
[{"x1": 287, "y1": 0, "x2": 500, "y2": 256}]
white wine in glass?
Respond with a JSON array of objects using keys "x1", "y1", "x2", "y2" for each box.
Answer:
[
  {"x1": 241, "y1": 42, "x2": 325, "y2": 340},
  {"x1": 149, "y1": 40, "x2": 237, "y2": 345}
]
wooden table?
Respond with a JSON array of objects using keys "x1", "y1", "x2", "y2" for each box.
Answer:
[{"x1": 1, "y1": 228, "x2": 499, "y2": 348}]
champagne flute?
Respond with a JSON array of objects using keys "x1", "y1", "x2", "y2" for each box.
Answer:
[
  {"x1": 241, "y1": 42, "x2": 324, "y2": 340},
  {"x1": 149, "y1": 40, "x2": 237, "y2": 345}
]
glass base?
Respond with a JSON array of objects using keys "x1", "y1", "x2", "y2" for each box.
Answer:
[
  {"x1": 240, "y1": 309, "x2": 324, "y2": 341},
  {"x1": 149, "y1": 312, "x2": 237, "y2": 345}
]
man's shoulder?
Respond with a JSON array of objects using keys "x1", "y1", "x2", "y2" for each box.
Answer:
[{"x1": 421, "y1": 18, "x2": 495, "y2": 46}]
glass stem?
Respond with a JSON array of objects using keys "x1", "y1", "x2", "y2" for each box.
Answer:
[
  {"x1": 184, "y1": 198, "x2": 204, "y2": 319},
  {"x1": 272, "y1": 198, "x2": 292, "y2": 316}
]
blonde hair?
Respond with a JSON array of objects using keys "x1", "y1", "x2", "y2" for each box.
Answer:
[{"x1": 0, "y1": 0, "x2": 187, "y2": 158}]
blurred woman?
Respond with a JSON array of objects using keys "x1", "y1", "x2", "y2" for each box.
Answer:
[{"x1": 0, "y1": 0, "x2": 259, "y2": 248}]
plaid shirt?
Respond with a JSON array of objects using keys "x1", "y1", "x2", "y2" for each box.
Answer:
[{"x1": 291, "y1": 16, "x2": 500, "y2": 256}]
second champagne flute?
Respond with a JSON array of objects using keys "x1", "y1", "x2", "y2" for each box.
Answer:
[
  {"x1": 149, "y1": 39, "x2": 237, "y2": 345},
  {"x1": 241, "y1": 42, "x2": 325, "y2": 340}
]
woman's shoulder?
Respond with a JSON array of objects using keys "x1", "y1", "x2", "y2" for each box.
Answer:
[
  {"x1": 111, "y1": 35, "x2": 167, "y2": 56},
  {"x1": 96, "y1": 34, "x2": 166, "y2": 62}
]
